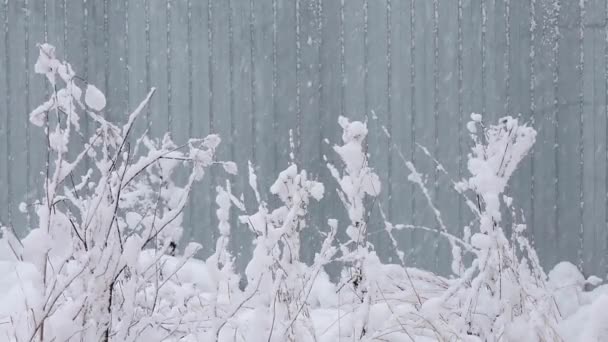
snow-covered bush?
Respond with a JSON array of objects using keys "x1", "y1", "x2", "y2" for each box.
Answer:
[
  {"x1": 444, "y1": 115, "x2": 562, "y2": 340},
  {"x1": 326, "y1": 116, "x2": 382, "y2": 339},
  {"x1": 0, "y1": 44, "x2": 227, "y2": 341},
  {"x1": 398, "y1": 114, "x2": 563, "y2": 341},
  {"x1": 234, "y1": 161, "x2": 332, "y2": 341},
  {"x1": 459, "y1": 116, "x2": 557, "y2": 338}
]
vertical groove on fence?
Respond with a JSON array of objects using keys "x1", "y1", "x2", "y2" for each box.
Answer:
[
  {"x1": 82, "y1": 0, "x2": 90, "y2": 172},
  {"x1": 481, "y1": 0, "x2": 486, "y2": 117},
  {"x1": 577, "y1": 0, "x2": 586, "y2": 270},
  {"x1": 166, "y1": 0, "x2": 172, "y2": 130},
  {"x1": 317, "y1": 0, "x2": 324, "y2": 163},
  {"x1": 315, "y1": 0, "x2": 326, "y2": 248},
  {"x1": 43, "y1": 0, "x2": 47, "y2": 42},
  {"x1": 360, "y1": 0, "x2": 370, "y2": 232},
  {"x1": 186, "y1": 0, "x2": 194, "y2": 244},
  {"x1": 206, "y1": 0, "x2": 215, "y2": 247},
  {"x1": 432, "y1": 0, "x2": 439, "y2": 269},
  {"x1": 340, "y1": 0, "x2": 345, "y2": 118},
  {"x1": 386, "y1": 0, "x2": 392, "y2": 221},
  {"x1": 248, "y1": 0, "x2": 256, "y2": 164},
  {"x1": 409, "y1": 0, "x2": 416, "y2": 230},
  {"x1": 505, "y1": 0, "x2": 511, "y2": 114},
  {"x1": 605, "y1": 0, "x2": 608, "y2": 277},
  {"x1": 295, "y1": 0, "x2": 301, "y2": 160},
  {"x1": 3, "y1": 0, "x2": 11, "y2": 227},
  {"x1": 186, "y1": 0, "x2": 193, "y2": 143},
  {"x1": 207, "y1": 0, "x2": 214, "y2": 133},
  {"x1": 103, "y1": 0, "x2": 109, "y2": 118},
  {"x1": 457, "y1": 0, "x2": 463, "y2": 231},
  {"x1": 24, "y1": 0, "x2": 31, "y2": 229},
  {"x1": 553, "y1": 1, "x2": 560, "y2": 261},
  {"x1": 363, "y1": 0, "x2": 369, "y2": 120},
  {"x1": 227, "y1": 0, "x2": 234, "y2": 161},
  {"x1": 144, "y1": 0, "x2": 150, "y2": 125},
  {"x1": 501, "y1": 0, "x2": 509, "y2": 234},
  {"x1": 272, "y1": 0, "x2": 278, "y2": 175},
  {"x1": 0, "y1": 2, "x2": 3, "y2": 225},
  {"x1": 82, "y1": 0, "x2": 88, "y2": 80},
  {"x1": 529, "y1": 0, "x2": 536, "y2": 240},
  {"x1": 226, "y1": 0, "x2": 236, "y2": 254},
  {"x1": 317, "y1": 0, "x2": 324, "y2": 157},
  {"x1": 62, "y1": 0, "x2": 67, "y2": 57},
  {"x1": 208, "y1": 0, "x2": 215, "y2": 235},
  {"x1": 123, "y1": 0, "x2": 129, "y2": 110}
]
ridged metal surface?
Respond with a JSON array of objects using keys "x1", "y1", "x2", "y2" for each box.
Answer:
[{"x1": 1, "y1": 0, "x2": 607, "y2": 276}]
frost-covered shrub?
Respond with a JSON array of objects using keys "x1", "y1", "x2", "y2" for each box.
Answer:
[
  {"x1": 326, "y1": 116, "x2": 384, "y2": 339},
  {"x1": 408, "y1": 114, "x2": 563, "y2": 341},
  {"x1": 451, "y1": 115, "x2": 561, "y2": 340},
  {"x1": 0, "y1": 44, "x2": 227, "y2": 342},
  {"x1": 234, "y1": 162, "x2": 332, "y2": 342}
]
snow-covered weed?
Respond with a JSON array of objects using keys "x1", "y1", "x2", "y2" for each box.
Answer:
[{"x1": 411, "y1": 115, "x2": 563, "y2": 341}]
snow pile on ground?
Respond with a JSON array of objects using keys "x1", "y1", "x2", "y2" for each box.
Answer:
[
  {"x1": 0, "y1": 44, "x2": 605, "y2": 342},
  {"x1": 0, "y1": 246, "x2": 606, "y2": 341}
]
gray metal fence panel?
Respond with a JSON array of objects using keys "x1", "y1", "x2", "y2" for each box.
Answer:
[{"x1": 1, "y1": 0, "x2": 606, "y2": 277}]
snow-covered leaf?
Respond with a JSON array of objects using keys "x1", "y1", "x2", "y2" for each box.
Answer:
[{"x1": 84, "y1": 84, "x2": 106, "y2": 111}]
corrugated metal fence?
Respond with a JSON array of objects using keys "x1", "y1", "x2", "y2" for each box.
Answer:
[{"x1": 1, "y1": 0, "x2": 607, "y2": 276}]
